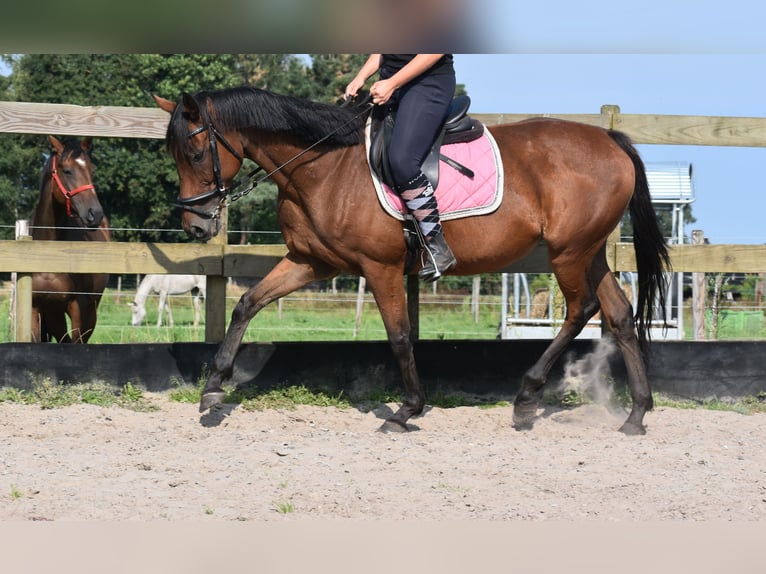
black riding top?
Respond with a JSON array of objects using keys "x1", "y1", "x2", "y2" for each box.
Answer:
[{"x1": 379, "y1": 54, "x2": 455, "y2": 80}]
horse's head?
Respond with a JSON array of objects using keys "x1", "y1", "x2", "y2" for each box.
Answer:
[
  {"x1": 47, "y1": 135, "x2": 104, "y2": 228},
  {"x1": 128, "y1": 300, "x2": 145, "y2": 326},
  {"x1": 154, "y1": 93, "x2": 244, "y2": 242}
]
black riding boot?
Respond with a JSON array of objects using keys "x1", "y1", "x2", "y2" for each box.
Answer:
[
  {"x1": 418, "y1": 229, "x2": 457, "y2": 282},
  {"x1": 397, "y1": 172, "x2": 457, "y2": 282}
]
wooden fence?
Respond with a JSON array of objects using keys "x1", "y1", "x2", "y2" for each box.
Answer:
[{"x1": 2, "y1": 101, "x2": 766, "y2": 342}]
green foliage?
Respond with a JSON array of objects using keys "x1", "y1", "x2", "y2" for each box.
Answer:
[
  {"x1": 653, "y1": 392, "x2": 766, "y2": 415},
  {"x1": 227, "y1": 179, "x2": 281, "y2": 244},
  {"x1": 9, "y1": 484, "x2": 24, "y2": 500},
  {"x1": 273, "y1": 501, "x2": 295, "y2": 514},
  {"x1": 234, "y1": 385, "x2": 350, "y2": 412},
  {"x1": 0, "y1": 377, "x2": 157, "y2": 411},
  {"x1": 308, "y1": 54, "x2": 369, "y2": 103},
  {"x1": 168, "y1": 376, "x2": 205, "y2": 404},
  {"x1": 0, "y1": 53, "x2": 360, "y2": 243}
]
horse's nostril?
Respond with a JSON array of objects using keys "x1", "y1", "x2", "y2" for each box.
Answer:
[
  {"x1": 86, "y1": 208, "x2": 104, "y2": 227},
  {"x1": 190, "y1": 225, "x2": 210, "y2": 241}
]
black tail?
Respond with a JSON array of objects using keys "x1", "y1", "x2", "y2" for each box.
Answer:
[{"x1": 608, "y1": 130, "x2": 671, "y2": 354}]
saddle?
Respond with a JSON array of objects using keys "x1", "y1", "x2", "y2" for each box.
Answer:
[
  {"x1": 369, "y1": 94, "x2": 484, "y2": 191},
  {"x1": 368, "y1": 95, "x2": 485, "y2": 274}
]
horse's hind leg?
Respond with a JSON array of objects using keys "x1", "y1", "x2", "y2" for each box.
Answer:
[
  {"x1": 591, "y1": 256, "x2": 652, "y2": 435},
  {"x1": 74, "y1": 297, "x2": 100, "y2": 344},
  {"x1": 48, "y1": 311, "x2": 72, "y2": 342},
  {"x1": 513, "y1": 253, "x2": 601, "y2": 429},
  {"x1": 65, "y1": 299, "x2": 90, "y2": 343},
  {"x1": 199, "y1": 256, "x2": 338, "y2": 413}
]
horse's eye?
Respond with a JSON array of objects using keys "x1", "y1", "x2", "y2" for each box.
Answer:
[{"x1": 192, "y1": 152, "x2": 204, "y2": 163}]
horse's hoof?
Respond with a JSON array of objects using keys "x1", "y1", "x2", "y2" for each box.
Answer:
[
  {"x1": 618, "y1": 421, "x2": 646, "y2": 436},
  {"x1": 377, "y1": 419, "x2": 410, "y2": 433},
  {"x1": 512, "y1": 403, "x2": 537, "y2": 431},
  {"x1": 199, "y1": 391, "x2": 226, "y2": 413}
]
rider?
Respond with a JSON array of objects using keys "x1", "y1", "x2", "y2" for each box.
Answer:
[{"x1": 345, "y1": 54, "x2": 457, "y2": 282}]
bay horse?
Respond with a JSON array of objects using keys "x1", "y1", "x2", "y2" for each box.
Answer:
[
  {"x1": 154, "y1": 88, "x2": 670, "y2": 435},
  {"x1": 129, "y1": 274, "x2": 206, "y2": 328},
  {"x1": 30, "y1": 136, "x2": 111, "y2": 343}
]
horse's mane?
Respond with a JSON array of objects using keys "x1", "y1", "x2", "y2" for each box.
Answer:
[{"x1": 166, "y1": 86, "x2": 369, "y2": 157}]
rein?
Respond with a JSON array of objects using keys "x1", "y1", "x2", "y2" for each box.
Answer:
[
  {"x1": 175, "y1": 99, "x2": 374, "y2": 220},
  {"x1": 51, "y1": 154, "x2": 95, "y2": 217}
]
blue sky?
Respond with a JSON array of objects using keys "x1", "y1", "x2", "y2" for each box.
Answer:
[
  {"x1": 453, "y1": 53, "x2": 766, "y2": 245},
  {"x1": 456, "y1": 2, "x2": 766, "y2": 245}
]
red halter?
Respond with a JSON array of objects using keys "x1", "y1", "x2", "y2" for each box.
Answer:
[{"x1": 51, "y1": 153, "x2": 95, "y2": 217}]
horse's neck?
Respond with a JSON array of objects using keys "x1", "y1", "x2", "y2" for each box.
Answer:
[
  {"x1": 30, "y1": 181, "x2": 62, "y2": 241},
  {"x1": 135, "y1": 276, "x2": 160, "y2": 305},
  {"x1": 31, "y1": 183, "x2": 110, "y2": 242},
  {"x1": 246, "y1": 139, "x2": 355, "y2": 201}
]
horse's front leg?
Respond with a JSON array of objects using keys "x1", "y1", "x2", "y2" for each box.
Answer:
[
  {"x1": 157, "y1": 292, "x2": 167, "y2": 327},
  {"x1": 365, "y1": 270, "x2": 424, "y2": 433},
  {"x1": 199, "y1": 255, "x2": 337, "y2": 413}
]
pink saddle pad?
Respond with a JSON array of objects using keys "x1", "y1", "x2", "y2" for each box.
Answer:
[{"x1": 366, "y1": 121, "x2": 504, "y2": 221}]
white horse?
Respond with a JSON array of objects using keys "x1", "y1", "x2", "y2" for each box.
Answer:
[{"x1": 129, "y1": 274, "x2": 206, "y2": 327}]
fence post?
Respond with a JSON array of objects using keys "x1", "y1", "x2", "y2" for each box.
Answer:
[
  {"x1": 600, "y1": 104, "x2": 620, "y2": 129},
  {"x1": 691, "y1": 230, "x2": 706, "y2": 340},
  {"x1": 12, "y1": 220, "x2": 33, "y2": 342},
  {"x1": 204, "y1": 208, "x2": 228, "y2": 343}
]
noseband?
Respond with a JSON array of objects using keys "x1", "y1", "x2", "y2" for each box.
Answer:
[{"x1": 51, "y1": 154, "x2": 95, "y2": 217}]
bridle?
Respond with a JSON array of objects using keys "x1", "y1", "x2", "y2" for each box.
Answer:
[
  {"x1": 51, "y1": 153, "x2": 95, "y2": 217},
  {"x1": 172, "y1": 120, "x2": 247, "y2": 220},
  {"x1": 174, "y1": 97, "x2": 373, "y2": 221}
]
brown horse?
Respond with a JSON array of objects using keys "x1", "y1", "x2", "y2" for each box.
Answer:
[
  {"x1": 30, "y1": 136, "x2": 111, "y2": 343},
  {"x1": 154, "y1": 88, "x2": 670, "y2": 435}
]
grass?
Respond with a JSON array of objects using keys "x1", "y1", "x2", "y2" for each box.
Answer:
[
  {"x1": 0, "y1": 377, "x2": 158, "y2": 411},
  {"x1": 542, "y1": 381, "x2": 766, "y2": 416},
  {"x1": 9, "y1": 484, "x2": 24, "y2": 500},
  {"x1": 2, "y1": 279, "x2": 765, "y2": 343},
  {"x1": 273, "y1": 501, "x2": 295, "y2": 514},
  {"x1": 2, "y1": 373, "x2": 765, "y2": 418},
  {"x1": 652, "y1": 391, "x2": 766, "y2": 415},
  {"x1": 0, "y1": 283, "x2": 505, "y2": 344}
]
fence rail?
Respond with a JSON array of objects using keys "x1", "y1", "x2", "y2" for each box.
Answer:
[{"x1": 2, "y1": 101, "x2": 765, "y2": 342}]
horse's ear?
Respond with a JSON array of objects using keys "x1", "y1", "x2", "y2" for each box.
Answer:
[
  {"x1": 153, "y1": 94, "x2": 177, "y2": 114},
  {"x1": 181, "y1": 92, "x2": 201, "y2": 123},
  {"x1": 81, "y1": 137, "x2": 92, "y2": 153},
  {"x1": 47, "y1": 135, "x2": 64, "y2": 155}
]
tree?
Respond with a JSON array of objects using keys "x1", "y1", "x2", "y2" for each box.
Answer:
[
  {"x1": 0, "y1": 54, "x2": 314, "y2": 242},
  {"x1": 308, "y1": 54, "x2": 368, "y2": 102}
]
